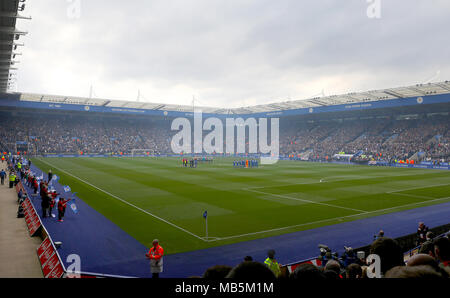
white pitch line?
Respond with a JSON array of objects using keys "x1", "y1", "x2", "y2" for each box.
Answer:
[
  {"x1": 246, "y1": 188, "x2": 367, "y2": 213},
  {"x1": 390, "y1": 193, "x2": 436, "y2": 200},
  {"x1": 387, "y1": 183, "x2": 450, "y2": 194},
  {"x1": 36, "y1": 158, "x2": 207, "y2": 242},
  {"x1": 246, "y1": 172, "x2": 425, "y2": 191},
  {"x1": 208, "y1": 196, "x2": 450, "y2": 242}
]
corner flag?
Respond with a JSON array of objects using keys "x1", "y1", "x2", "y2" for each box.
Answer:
[{"x1": 203, "y1": 210, "x2": 207, "y2": 219}]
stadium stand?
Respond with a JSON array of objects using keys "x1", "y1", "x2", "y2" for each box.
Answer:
[{"x1": 0, "y1": 108, "x2": 447, "y2": 164}]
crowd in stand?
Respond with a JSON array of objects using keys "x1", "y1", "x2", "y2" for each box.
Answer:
[
  {"x1": 280, "y1": 115, "x2": 449, "y2": 163},
  {"x1": 196, "y1": 226, "x2": 450, "y2": 279},
  {"x1": 0, "y1": 114, "x2": 173, "y2": 155},
  {"x1": 0, "y1": 112, "x2": 448, "y2": 163}
]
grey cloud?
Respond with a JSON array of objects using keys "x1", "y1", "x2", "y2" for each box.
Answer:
[{"x1": 16, "y1": 0, "x2": 450, "y2": 107}]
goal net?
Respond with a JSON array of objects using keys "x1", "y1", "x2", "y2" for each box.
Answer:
[{"x1": 131, "y1": 149, "x2": 154, "y2": 157}]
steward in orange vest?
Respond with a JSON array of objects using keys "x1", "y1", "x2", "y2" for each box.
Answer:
[{"x1": 146, "y1": 239, "x2": 164, "y2": 278}]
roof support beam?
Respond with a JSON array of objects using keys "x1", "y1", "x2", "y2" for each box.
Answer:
[
  {"x1": 383, "y1": 90, "x2": 405, "y2": 98},
  {"x1": 0, "y1": 41, "x2": 24, "y2": 47},
  {"x1": 0, "y1": 27, "x2": 28, "y2": 35},
  {"x1": 0, "y1": 12, "x2": 31, "y2": 20},
  {"x1": 153, "y1": 104, "x2": 166, "y2": 110}
]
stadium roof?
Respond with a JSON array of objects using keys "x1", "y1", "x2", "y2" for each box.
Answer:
[
  {"x1": 0, "y1": 0, "x2": 29, "y2": 92},
  {"x1": 16, "y1": 81, "x2": 450, "y2": 115}
]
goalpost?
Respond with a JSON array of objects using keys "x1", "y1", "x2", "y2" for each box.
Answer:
[{"x1": 131, "y1": 149, "x2": 154, "y2": 158}]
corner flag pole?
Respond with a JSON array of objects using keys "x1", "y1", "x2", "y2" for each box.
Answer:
[{"x1": 203, "y1": 210, "x2": 208, "y2": 239}]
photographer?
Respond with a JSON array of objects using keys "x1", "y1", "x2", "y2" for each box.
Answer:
[{"x1": 341, "y1": 246, "x2": 359, "y2": 268}]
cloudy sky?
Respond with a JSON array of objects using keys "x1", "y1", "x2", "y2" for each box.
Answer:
[{"x1": 14, "y1": 0, "x2": 450, "y2": 108}]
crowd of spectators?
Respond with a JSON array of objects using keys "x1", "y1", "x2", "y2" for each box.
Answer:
[
  {"x1": 280, "y1": 115, "x2": 449, "y2": 163},
  {"x1": 197, "y1": 228, "x2": 450, "y2": 279},
  {"x1": 0, "y1": 113, "x2": 173, "y2": 155},
  {"x1": 0, "y1": 112, "x2": 448, "y2": 163}
]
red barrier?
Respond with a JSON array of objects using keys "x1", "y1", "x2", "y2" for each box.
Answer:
[
  {"x1": 21, "y1": 197, "x2": 42, "y2": 236},
  {"x1": 285, "y1": 258, "x2": 323, "y2": 274},
  {"x1": 37, "y1": 237, "x2": 65, "y2": 278}
]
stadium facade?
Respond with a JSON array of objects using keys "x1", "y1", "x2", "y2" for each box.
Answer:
[{"x1": 0, "y1": 81, "x2": 449, "y2": 118}]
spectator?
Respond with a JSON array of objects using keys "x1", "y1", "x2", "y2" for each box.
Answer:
[
  {"x1": 264, "y1": 249, "x2": 282, "y2": 278},
  {"x1": 426, "y1": 231, "x2": 435, "y2": 241},
  {"x1": 385, "y1": 265, "x2": 445, "y2": 279},
  {"x1": 202, "y1": 265, "x2": 233, "y2": 279},
  {"x1": 289, "y1": 263, "x2": 326, "y2": 280},
  {"x1": 323, "y1": 270, "x2": 340, "y2": 280},
  {"x1": 41, "y1": 192, "x2": 51, "y2": 218},
  {"x1": 226, "y1": 261, "x2": 276, "y2": 279},
  {"x1": 417, "y1": 222, "x2": 429, "y2": 245},
  {"x1": 374, "y1": 230, "x2": 384, "y2": 240},
  {"x1": 418, "y1": 240, "x2": 436, "y2": 258},
  {"x1": 360, "y1": 266, "x2": 369, "y2": 278},
  {"x1": 346, "y1": 263, "x2": 363, "y2": 279},
  {"x1": 0, "y1": 169, "x2": 5, "y2": 185},
  {"x1": 324, "y1": 259, "x2": 342, "y2": 278},
  {"x1": 57, "y1": 197, "x2": 70, "y2": 222},
  {"x1": 406, "y1": 253, "x2": 450, "y2": 278},
  {"x1": 370, "y1": 237, "x2": 404, "y2": 276},
  {"x1": 407, "y1": 254, "x2": 439, "y2": 269},
  {"x1": 433, "y1": 237, "x2": 450, "y2": 268},
  {"x1": 48, "y1": 191, "x2": 57, "y2": 218},
  {"x1": 48, "y1": 169, "x2": 53, "y2": 183}
]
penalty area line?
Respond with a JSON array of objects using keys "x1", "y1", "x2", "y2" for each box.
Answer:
[{"x1": 36, "y1": 158, "x2": 207, "y2": 242}]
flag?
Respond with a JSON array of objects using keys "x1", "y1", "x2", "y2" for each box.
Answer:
[
  {"x1": 63, "y1": 185, "x2": 71, "y2": 192},
  {"x1": 69, "y1": 199, "x2": 78, "y2": 214},
  {"x1": 203, "y1": 211, "x2": 207, "y2": 219}
]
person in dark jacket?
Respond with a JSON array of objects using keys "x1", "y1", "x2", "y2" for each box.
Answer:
[
  {"x1": 41, "y1": 193, "x2": 51, "y2": 218},
  {"x1": 0, "y1": 169, "x2": 6, "y2": 185},
  {"x1": 417, "y1": 222, "x2": 429, "y2": 246},
  {"x1": 48, "y1": 169, "x2": 53, "y2": 183}
]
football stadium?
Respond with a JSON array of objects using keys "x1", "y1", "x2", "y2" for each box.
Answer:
[{"x1": 0, "y1": 0, "x2": 449, "y2": 288}]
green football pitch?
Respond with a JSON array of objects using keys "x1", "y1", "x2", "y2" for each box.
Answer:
[{"x1": 31, "y1": 157, "x2": 450, "y2": 255}]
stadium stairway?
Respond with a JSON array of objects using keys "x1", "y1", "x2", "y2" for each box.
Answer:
[
  {"x1": 21, "y1": 163, "x2": 450, "y2": 278},
  {"x1": 0, "y1": 177, "x2": 43, "y2": 277}
]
